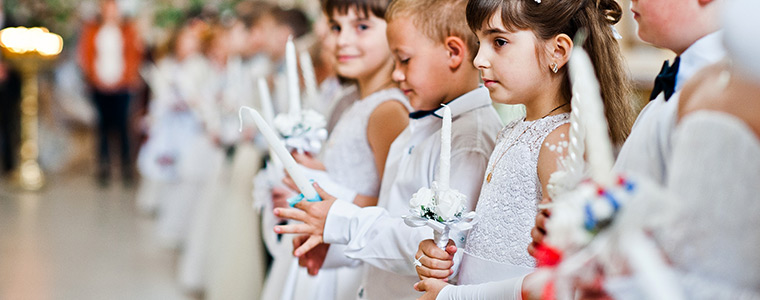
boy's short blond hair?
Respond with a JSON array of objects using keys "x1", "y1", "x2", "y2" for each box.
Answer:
[{"x1": 386, "y1": 0, "x2": 477, "y2": 60}]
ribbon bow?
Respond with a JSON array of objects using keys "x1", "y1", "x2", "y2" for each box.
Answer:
[{"x1": 649, "y1": 57, "x2": 681, "y2": 101}]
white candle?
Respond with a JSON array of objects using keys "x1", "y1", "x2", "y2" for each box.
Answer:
[
  {"x1": 568, "y1": 48, "x2": 614, "y2": 184},
  {"x1": 239, "y1": 107, "x2": 318, "y2": 200},
  {"x1": 258, "y1": 77, "x2": 275, "y2": 126},
  {"x1": 439, "y1": 105, "x2": 451, "y2": 190},
  {"x1": 286, "y1": 35, "x2": 301, "y2": 117},
  {"x1": 299, "y1": 51, "x2": 319, "y2": 106}
]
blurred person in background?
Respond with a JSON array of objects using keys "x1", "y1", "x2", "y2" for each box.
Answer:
[
  {"x1": 0, "y1": 59, "x2": 21, "y2": 176},
  {"x1": 78, "y1": 0, "x2": 143, "y2": 186}
]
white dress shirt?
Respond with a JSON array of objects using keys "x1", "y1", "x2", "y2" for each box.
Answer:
[
  {"x1": 322, "y1": 87, "x2": 504, "y2": 299},
  {"x1": 614, "y1": 31, "x2": 725, "y2": 184}
]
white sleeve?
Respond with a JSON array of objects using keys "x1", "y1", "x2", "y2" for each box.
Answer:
[
  {"x1": 322, "y1": 149, "x2": 489, "y2": 277},
  {"x1": 436, "y1": 275, "x2": 525, "y2": 300}
]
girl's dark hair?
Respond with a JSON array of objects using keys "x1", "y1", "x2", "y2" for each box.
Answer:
[
  {"x1": 467, "y1": 0, "x2": 634, "y2": 145},
  {"x1": 321, "y1": 0, "x2": 392, "y2": 19}
]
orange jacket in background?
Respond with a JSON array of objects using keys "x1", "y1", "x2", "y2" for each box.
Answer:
[{"x1": 78, "y1": 20, "x2": 143, "y2": 92}]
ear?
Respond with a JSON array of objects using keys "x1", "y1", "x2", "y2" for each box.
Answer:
[
  {"x1": 444, "y1": 36, "x2": 466, "y2": 70},
  {"x1": 548, "y1": 33, "x2": 573, "y2": 72}
]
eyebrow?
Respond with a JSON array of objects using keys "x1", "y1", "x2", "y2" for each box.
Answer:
[{"x1": 483, "y1": 27, "x2": 509, "y2": 35}]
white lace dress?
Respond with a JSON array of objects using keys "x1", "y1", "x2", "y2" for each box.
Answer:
[{"x1": 459, "y1": 114, "x2": 569, "y2": 285}]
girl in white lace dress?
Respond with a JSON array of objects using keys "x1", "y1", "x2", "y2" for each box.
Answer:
[
  {"x1": 261, "y1": 2, "x2": 411, "y2": 299},
  {"x1": 414, "y1": 0, "x2": 635, "y2": 299}
]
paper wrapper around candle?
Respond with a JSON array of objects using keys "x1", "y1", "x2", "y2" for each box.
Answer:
[{"x1": 239, "y1": 107, "x2": 318, "y2": 200}]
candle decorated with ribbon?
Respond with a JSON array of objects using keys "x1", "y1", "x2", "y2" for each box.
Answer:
[
  {"x1": 239, "y1": 107, "x2": 319, "y2": 201},
  {"x1": 439, "y1": 104, "x2": 451, "y2": 190},
  {"x1": 286, "y1": 35, "x2": 301, "y2": 117},
  {"x1": 568, "y1": 46, "x2": 614, "y2": 185},
  {"x1": 299, "y1": 50, "x2": 319, "y2": 106}
]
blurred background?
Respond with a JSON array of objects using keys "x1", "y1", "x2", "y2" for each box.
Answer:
[{"x1": 0, "y1": 0, "x2": 671, "y2": 299}]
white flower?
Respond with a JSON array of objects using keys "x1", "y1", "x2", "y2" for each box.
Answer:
[
  {"x1": 435, "y1": 188, "x2": 467, "y2": 221},
  {"x1": 273, "y1": 114, "x2": 300, "y2": 137},
  {"x1": 301, "y1": 109, "x2": 327, "y2": 129},
  {"x1": 410, "y1": 187, "x2": 435, "y2": 217}
]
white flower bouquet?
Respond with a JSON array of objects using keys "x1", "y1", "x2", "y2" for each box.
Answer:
[{"x1": 403, "y1": 105, "x2": 477, "y2": 249}]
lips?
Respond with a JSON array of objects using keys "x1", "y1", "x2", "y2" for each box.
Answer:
[
  {"x1": 401, "y1": 88, "x2": 413, "y2": 95},
  {"x1": 483, "y1": 78, "x2": 499, "y2": 87},
  {"x1": 337, "y1": 55, "x2": 358, "y2": 62}
]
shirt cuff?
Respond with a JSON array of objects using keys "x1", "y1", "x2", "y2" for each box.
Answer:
[{"x1": 323, "y1": 199, "x2": 362, "y2": 245}]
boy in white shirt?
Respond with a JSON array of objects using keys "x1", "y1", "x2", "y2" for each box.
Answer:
[{"x1": 273, "y1": 0, "x2": 503, "y2": 298}]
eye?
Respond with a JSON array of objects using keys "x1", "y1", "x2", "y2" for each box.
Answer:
[
  {"x1": 494, "y1": 38, "x2": 508, "y2": 47},
  {"x1": 357, "y1": 24, "x2": 370, "y2": 31},
  {"x1": 400, "y1": 57, "x2": 410, "y2": 64},
  {"x1": 330, "y1": 24, "x2": 341, "y2": 33}
]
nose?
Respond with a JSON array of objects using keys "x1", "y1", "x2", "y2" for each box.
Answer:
[
  {"x1": 336, "y1": 28, "x2": 353, "y2": 48},
  {"x1": 392, "y1": 61, "x2": 405, "y2": 82},
  {"x1": 473, "y1": 45, "x2": 490, "y2": 70}
]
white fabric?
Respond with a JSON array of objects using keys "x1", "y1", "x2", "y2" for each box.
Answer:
[
  {"x1": 437, "y1": 275, "x2": 525, "y2": 300},
  {"x1": 205, "y1": 144, "x2": 267, "y2": 300},
  {"x1": 724, "y1": 0, "x2": 760, "y2": 82},
  {"x1": 613, "y1": 31, "x2": 725, "y2": 183},
  {"x1": 655, "y1": 111, "x2": 760, "y2": 299},
  {"x1": 94, "y1": 23, "x2": 124, "y2": 86},
  {"x1": 322, "y1": 88, "x2": 410, "y2": 197},
  {"x1": 322, "y1": 87, "x2": 503, "y2": 300},
  {"x1": 460, "y1": 113, "x2": 569, "y2": 284},
  {"x1": 138, "y1": 55, "x2": 211, "y2": 244}
]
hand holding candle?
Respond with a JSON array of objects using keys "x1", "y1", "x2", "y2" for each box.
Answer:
[{"x1": 239, "y1": 106, "x2": 318, "y2": 200}]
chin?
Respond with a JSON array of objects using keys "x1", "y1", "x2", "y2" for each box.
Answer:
[{"x1": 335, "y1": 65, "x2": 362, "y2": 79}]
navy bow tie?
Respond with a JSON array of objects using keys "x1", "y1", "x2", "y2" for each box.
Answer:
[
  {"x1": 650, "y1": 57, "x2": 680, "y2": 101},
  {"x1": 409, "y1": 109, "x2": 440, "y2": 119}
]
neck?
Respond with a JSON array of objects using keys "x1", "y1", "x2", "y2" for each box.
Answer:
[
  {"x1": 442, "y1": 67, "x2": 481, "y2": 105},
  {"x1": 357, "y1": 58, "x2": 395, "y2": 98},
  {"x1": 524, "y1": 83, "x2": 568, "y2": 121}
]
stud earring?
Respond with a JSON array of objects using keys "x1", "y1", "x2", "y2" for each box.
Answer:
[{"x1": 551, "y1": 63, "x2": 559, "y2": 73}]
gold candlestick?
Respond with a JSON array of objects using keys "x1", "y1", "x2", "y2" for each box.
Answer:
[{"x1": 0, "y1": 27, "x2": 63, "y2": 190}]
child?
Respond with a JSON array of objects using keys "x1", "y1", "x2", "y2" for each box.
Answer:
[
  {"x1": 262, "y1": 1, "x2": 411, "y2": 299},
  {"x1": 413, "y1": 0, "x2": 634, "y2": 298},
  {"x1": 273, "y1": 0, "x2": 504, "y2": 299},
  {"x1": 612, "y1": 0, "x2": 725, "y2": 183},
  {"x1": 527, "y1": 0, "x2": 726, "y2": 269}
]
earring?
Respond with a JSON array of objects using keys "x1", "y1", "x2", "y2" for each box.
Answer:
[{"x1": 551, "y1": 62, "x2": 559, "y2": 73}]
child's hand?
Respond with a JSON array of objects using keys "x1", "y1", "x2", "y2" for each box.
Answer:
[
  {"x1": 415, "y1": 239, "x2": 456, "y2": 280},
  {"x1": 273, "y1": 182, "x2": 337, "y2": 257},
  {"x1": 292, "y1": 151, "x2": 326, "y2": 170},
  {"x1": 293, "y1": 235, "x2": 330, "y2": 276},
  {"x1": 414, "y1": 278, "x2": 449, "y2": 300},
  {"x1": 528, "y1": 197, "x2": 551, "y2": 258}
]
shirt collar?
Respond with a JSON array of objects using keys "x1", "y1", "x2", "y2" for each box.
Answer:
[
  {"x1": 413, "y1": 86, "x2": 491, "y2": 119},
  {"x1": 676, "y1": 30, "x2": 726, "y2": 91}
]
